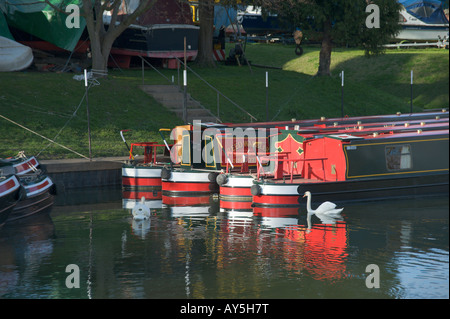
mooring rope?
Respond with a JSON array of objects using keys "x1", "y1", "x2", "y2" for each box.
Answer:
[
  {"x1": 271, "y1": 74, "x2": 317, "y2": 121},
  {"x1": 35, "y1": 74, "x2": 101, "y2": 157},
  {"x1": 35, "y1": 89, "x2": 88, "y2": 157},
  {"x1": 0, "y1": 114, "x2": 89, "y2": 159}
]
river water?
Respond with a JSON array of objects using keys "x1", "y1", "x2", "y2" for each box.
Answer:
[{"x1": 0, "y1": 186, "x2": 448, "y2": 300}]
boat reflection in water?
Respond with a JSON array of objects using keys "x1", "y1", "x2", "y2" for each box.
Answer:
[
  {"x1": 123, "y1": 190, "x2": 349, "y2": 284},
  {"x1": 253, "y1": 206, "x2": 348, "y2": 282},
  {"x1": 0, "y1": 213, "x2": 55, "y2": 297},
  {"x1": 1, "y1": 186, "x2": 447, "y2": 299}
]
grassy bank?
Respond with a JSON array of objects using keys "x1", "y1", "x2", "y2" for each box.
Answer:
[
  {"x1": 0, "y1": 43, "x2": 448, "y2": 159},
  {"x1": 0, "y1": 71, "x2": 182, "y2": 159}
]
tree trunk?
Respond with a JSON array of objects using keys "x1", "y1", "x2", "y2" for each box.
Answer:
[
  {"x1": 196, "y1": 0, "x2": 215, "y2": 68},
  {"x1": 89, "y1": 32, "x2": 107, "y2": 72},
  {"x1": 81, "y1": 0, "x2": 156, "y2": 74},
  {"x1": 90, "y1": 51, "x2": 107, "y2": 73},
  {"x1": 317, "y1": 19, "x2": 333, "y2": 76}
]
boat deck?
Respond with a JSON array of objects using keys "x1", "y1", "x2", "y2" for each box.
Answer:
[
  {"x1": 257, "y1": 174, "x2": 324, "y2": 184},
  {"x1": 269, "y1": 177, "x2": 324, "y2": 184}
]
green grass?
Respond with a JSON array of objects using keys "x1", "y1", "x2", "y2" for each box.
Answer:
[
  {"x1": 0, "y1": 72, "x2": 182, "y2": 159},
  {"x1": 0, "y1": 43, "x2": 448, "y2": 159}
]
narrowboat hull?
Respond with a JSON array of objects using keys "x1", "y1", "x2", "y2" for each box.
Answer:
[
  {"x1": 0, "y1": 175, "x2": 21, "y2": 226},
  {"x1": 7, "y1": 175, "x2": 56, "y2": 223},
  {"x1": 296, "y1": 173, "x2": 449, "y2": 205},
  {"x1": 253, "y1": 172, "x2": 448, "y2": 207},
  {"x1": 218, "y1": 174, "x2": 254, "y2": 210},
  {"x1": 252, "y1": 183, "x2": 303, "y2": 207},
  {"x1": 111, "y1": 24, "x2": 199, "y2": 59},
  {"x1": 161, "y1": 169, "x2": 219, "y2": 197},
  {"x1": 122, "y1": 165, "x2": 162, "y2": 199},
  {"x1": 9, "y1": 191, "x2": 55, "y2": 222}
]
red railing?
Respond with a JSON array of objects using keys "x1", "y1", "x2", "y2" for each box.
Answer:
[
  {"x1": 225, "y1": 149, "x2": 329, "y2": 182},
  {"x1": 129, "y1": 142, "x2": 173, "y2": 164}
]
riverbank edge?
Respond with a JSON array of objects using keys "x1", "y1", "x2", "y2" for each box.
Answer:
[{"x1": 40, "y1": 157, "x2": 129, "y2": 191}]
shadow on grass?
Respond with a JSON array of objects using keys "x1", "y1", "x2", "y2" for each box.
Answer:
[{"x1": 332, "y1": 49, "x2": 449, "y2": 110}]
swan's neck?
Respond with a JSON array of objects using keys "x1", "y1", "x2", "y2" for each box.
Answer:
[
  {"x1": 306, "y1": 194, "x2": 313, "y2": 213},
  {"x1": 306, "y1": 212, "x2": 312, "y2": 230}
]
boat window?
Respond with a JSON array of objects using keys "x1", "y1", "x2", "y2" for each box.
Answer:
[{"x1": 385, "y1": 145, "x2": 412, "y2": 170}]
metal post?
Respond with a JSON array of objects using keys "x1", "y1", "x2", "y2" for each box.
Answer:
[
  {"x1": 84, "y1": 69, "x2": 92, "y2": 161},
  {"x1": 341, "y1": 70, "x2": 344, "y2": 118},
  {"x1": 183, "y1": 69, "x2": 187, "y2": 123},
  {"x1": 141, "y1": 58, "x2": 144, "y2": 86},
  {"x1": 217, "y1": 91, "x2": 220, "y2": 119},
  {"x1": 410, "y1": 70, "x2": 413, "y2": 113},
  {"x1": 183, "y1": 37, "x2": 188, "y2": 123},
  {"x1": 177, "y1": 59, "x2": 180, "y2": 87},
  {"x1": 184, "y1": 37, "x2": 187, "y2": 68},
  {"x1": 266, "y1": 71, "x2": 269, "y2": 122}
]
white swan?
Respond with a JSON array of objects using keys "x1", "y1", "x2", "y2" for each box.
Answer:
[
  {"x1": 303, "y1": 191, "x2": 343, "y2": 223},
  {"x1": 132, "y1": 196, "x2": 151, "y2": 220}
]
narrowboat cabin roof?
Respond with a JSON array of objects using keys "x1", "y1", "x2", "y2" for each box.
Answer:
[
  {"x1": 326, "y1": 128, "x2": 449, "y2": 142},
  {"x1": 223, "y1": 109, "x2": 448, "y2": 129}
]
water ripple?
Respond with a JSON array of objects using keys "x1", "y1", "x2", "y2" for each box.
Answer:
[{"x1": 393, "y1": 248, "x2": 449, "y2": 298}]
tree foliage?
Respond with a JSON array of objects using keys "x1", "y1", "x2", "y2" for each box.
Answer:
[{"x1": 256, "y1": 0, "x2": 402, "y2": 75}]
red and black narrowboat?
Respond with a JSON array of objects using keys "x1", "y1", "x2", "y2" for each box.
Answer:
[
  {"x1": 220, "y1": 114, "x2": 448, "y2": 207},
  {"x1": 161, "y1": 122, "x2": 225, "y2": 204},
  {"x1": 121, "y1": 135, "x2": 174, "y2": 200},
  {"x1": 252, "y1": 128, "x2": 449, "y2": 207}
]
